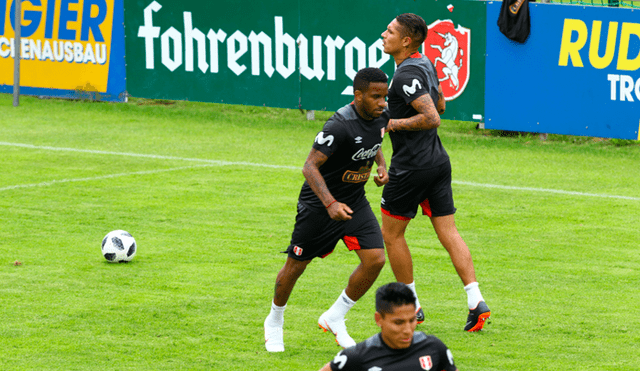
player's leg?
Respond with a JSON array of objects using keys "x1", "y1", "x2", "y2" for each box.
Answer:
[
  {"x1": 426, "y1": 160, "x2": 490, "y2": 330},
  {"x1": 265, "y1": 257, "x2": 311, "y2": 352},
  {"x1": 273, "y1": 257, "x2": 313, "y2": 306},
  {"x1": 430, "y1": 214, "x2": 490, "y2": 331},
  {"x1": 319, "y1": 248, "x2": 384, "y2": 348},
  {"x1": 430, "y1": 214, "x2": 476, "y2": 285},
  {"x1": 265, "y1": 203, "x2": 337, "y2": 352},
  {"x1": 381, "y1": 215, "x2": 424, "y2": 322},
  {"x1": 345, "y1": 247, "x2": 386, "y2": 301},
  {"x1": 319, "y1": 205, "x2": 384, "y2": 348},
  {"x1": 381, "y1": 213, "x2": 413, "y2": 284},
  {"x1": 381, "y1": 168, "x2": 424, "y2": 322}
]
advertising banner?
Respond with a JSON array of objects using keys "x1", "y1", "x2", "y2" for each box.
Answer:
[
  {"x1": 485, "y1": 2, "x2": 640, "y2": 140},
  {"x1": 125, "y1": 0, "x2": 486, "y2": 121},
  {"x1": 0, "y1": 0, "x2": 126, "y2": 101}
]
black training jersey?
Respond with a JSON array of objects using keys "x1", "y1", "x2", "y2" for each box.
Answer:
[
  {"x1": 387, "y1": 53, "x2": 449, "y2": 170},
  {"x1": 329, "y1": 332, "x2": 457, "y2": 371},
  {"x1": 298, "y1": 103, "x2": 388, "y2": 211}
]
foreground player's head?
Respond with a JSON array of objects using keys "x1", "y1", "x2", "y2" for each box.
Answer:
[
  {"x1": 376, "y1": 282, "x2": 416, "y2": 315},
  {"x1": 353, "y1": 67, "x2": 388, "y2": 120},
  {"x1": 375, "y1": 282, "x2": 418, "y2": 349}
]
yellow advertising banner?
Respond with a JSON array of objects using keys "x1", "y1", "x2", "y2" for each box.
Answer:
[{"x1": 0, "y1": 0, "x2": 114, "y2": 92}]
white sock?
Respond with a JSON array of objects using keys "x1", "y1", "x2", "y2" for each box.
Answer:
[
  {"x1": 464, "y1": 282, "x2": 484, "y2": 309},
  {"x1": 265, "y1": 301, "x2": 286, "y2": 327},
  {"x1": 406, "y1": 281, "x2": 422, "y2": 311},
  {"x1": 325, "y1": 290, "x2": 356, "y2": 319}
]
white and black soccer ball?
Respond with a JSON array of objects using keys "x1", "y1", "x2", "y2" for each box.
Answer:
[{"x1": 101, "y1": 230, "x2": 137, "y2": 262}]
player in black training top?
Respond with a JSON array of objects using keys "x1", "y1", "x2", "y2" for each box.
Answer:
[
  {"x1": 380, "y1": 13, "x2": 491, "y2": 332},
  {"x1": 318, "y1": 282, "x2": 458, "y2": 371},
  {"x1": 264, "y1": 67, "x2": 390, "y2": 352}
]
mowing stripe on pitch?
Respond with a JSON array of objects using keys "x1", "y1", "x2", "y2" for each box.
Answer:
[
  {"x1": 0, "y1": 165, "x2": 216, "y2": 192},
  {"x1": 0, "y1": 142, "x2": 298, "y2": 170},
  {"x1": 452, "y1": 181, "x2": 640, "y2": 201},
  {"x1": 1, "y1": 141, "x2": 638, "y2": 201}
]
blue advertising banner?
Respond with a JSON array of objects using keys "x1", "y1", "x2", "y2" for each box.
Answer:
[{"x1": 485, "y1": 2, "x2": 640, "y2": 140}]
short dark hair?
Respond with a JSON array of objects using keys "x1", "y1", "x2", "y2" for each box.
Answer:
[
  {"x1": 375, "y1": 282, "x2": 416, "y2": 316},
  {"x1": 395, "y1": 13, "x2": 428, "y2": 47},
  {"x1": 353, "y1": 67, "x2": 388, "y2": 94}
]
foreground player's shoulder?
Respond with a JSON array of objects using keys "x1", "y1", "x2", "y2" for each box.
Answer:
[
  {"x1": 334, "y1": 103, "x2": 358, "y2": 122},
  {"x1": 413, "y1": 332, "x2": 457, "y2": 371},
  {"x1": 328, "y1": 346, "x2": 362, "y2": 371},
  {"x1": 391, "y1": 65, "x2": 429, "y2": 102},
  {"x1": 324, "y1": 105, "x2": 355, "y2": 131},
  {"x1": 322, "y1": 106, "x2": 353, "y2": 134},
  {"x1": 329, "y1": 334, "x2": 383, "y2": 371},
  {"x1": 414, "y1": 331, "x2": 447, "y2": 348},
  {"x1": 397, "y1": 65, "x2": 428, "y2": 86}
]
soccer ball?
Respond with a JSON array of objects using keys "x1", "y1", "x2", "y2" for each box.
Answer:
[{"x1": 101, "y1": 230, "x2": 137, "y2": 262}]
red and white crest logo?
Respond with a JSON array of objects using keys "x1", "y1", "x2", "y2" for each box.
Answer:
[
  {"x1": 423, "y1": 19, "x2": 471, "y2": 101},
  {"x1": 419, "y1": 355, "x2": 433, "y2": 370},
  {"x1": 293, "y1": 246, "x2": 303, "y2": 256}
]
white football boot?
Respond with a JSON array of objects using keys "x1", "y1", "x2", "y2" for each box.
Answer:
[
  {"x1": 264, "y1": 319, "x2": 285, "y2": 352},
  {"x1": 318, "y1": 312, "x2": 357, "y2": 348}
]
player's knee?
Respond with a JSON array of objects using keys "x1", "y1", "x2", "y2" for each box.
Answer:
[
  {"x1": 283, "y1": 257, "x2": 310, "y2": 276},
  {"x1": 382, "y1": 228, "x2": 402, "y2": 246},
  {"x1": 381, "y1": 229, "x2": 392, "y2": 245},
  {"x1": 366, "y1": 250, "x2": 386, "y2": 272}
]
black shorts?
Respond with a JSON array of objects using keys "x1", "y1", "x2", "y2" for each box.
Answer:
[
  {"x1": 381, "y1": 161, "x2": 456, "y2": 220},
  {"x1": 285, "y1": 201, "x2": 384, "y2": 261}
]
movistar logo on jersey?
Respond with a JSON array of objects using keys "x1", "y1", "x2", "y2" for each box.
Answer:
[
  {"x1": 351, "y1": 143, "x2": 381, "y2": 161},
  {"x1": 403, "y1": 78, "x2": 422, "y2": 96},
  {"x1": 333, "y1": 351, "x2": 347, "y2": 369},
  {"x1": 315, "y1": 132, "x2": 334, "y2": 146}
]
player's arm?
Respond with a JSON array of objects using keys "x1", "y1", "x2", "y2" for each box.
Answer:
[
  {"x1": 373, "y1": 148, "x2": 388, "y2": 187},
  {"x1": 317, "y1": 363, "x2": 332, "y2": 371},
  {"x1": 386, "y1": 93, "x2": 440, "y2": 132},
  {"x1": 437, "y1": 83, "x2": 446, "y2": 114},
  {"x1": 302, "y1": 148, "x2": 353, "y2": 221}
]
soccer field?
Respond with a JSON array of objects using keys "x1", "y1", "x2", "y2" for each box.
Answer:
[{"x1": 1, "y1": 94, "x2": 639, "y2": 370}]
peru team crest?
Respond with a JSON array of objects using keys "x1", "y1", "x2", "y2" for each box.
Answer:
[
  {"x1": 423, "y1": 19, "x2": 471, "y2": 101},
  {"x1": 419, "y1": 355, "x2": 433, "y2": 370}
]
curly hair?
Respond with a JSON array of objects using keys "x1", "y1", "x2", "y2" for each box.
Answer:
[{"x1": 353, "y1": 67, "x2": 388, "y2": 94}]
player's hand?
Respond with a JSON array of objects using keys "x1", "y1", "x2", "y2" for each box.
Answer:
[
  {"x1": 373, "y1": 169, "x2": 389, "y2": 187},
  {"x1": 327, "y1": 202, "x2": 353, "y2": 221}
]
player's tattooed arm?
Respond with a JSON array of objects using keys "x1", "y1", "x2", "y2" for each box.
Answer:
[
  {"x1": 437, "y1": 84, "x2": 446, "y2": 114},
  {"x1": 386, "y1": 93, "x2": 440, "y2": 132},
  {"x1": 302, "y1": 148, "x2": 353, "y2": 221}
]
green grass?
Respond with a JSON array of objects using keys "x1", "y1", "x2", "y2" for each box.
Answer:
[{"x1": 1, "y1": 93, "x2": 639, "y2": 370}]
